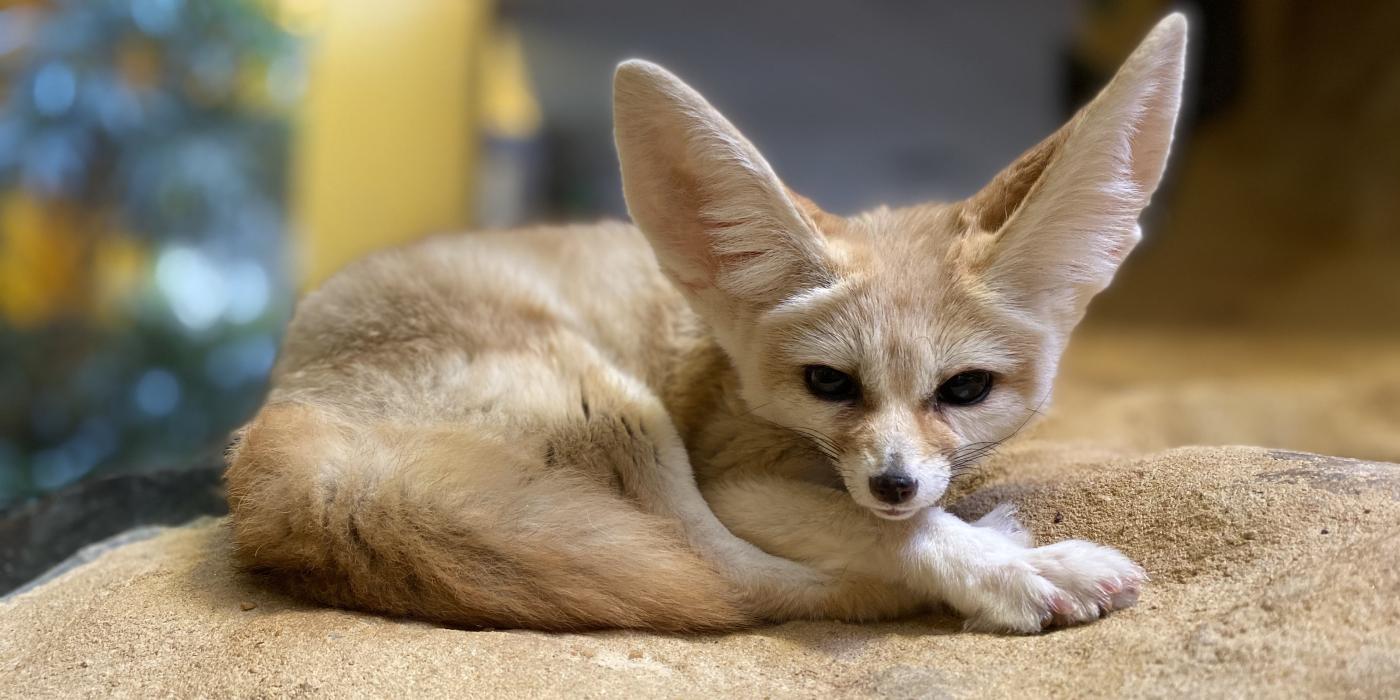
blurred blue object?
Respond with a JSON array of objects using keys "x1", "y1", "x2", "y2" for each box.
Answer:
[{"x1": 0, "y1": 0, "x2": 302, "y2": 509}]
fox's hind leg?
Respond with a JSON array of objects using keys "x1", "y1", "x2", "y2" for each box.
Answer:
[
  {"x1": 228, "y1": 398, "x2": 766, "y2": 631},
  {"x1": 559, "y1": 364, "x2": 903, "y2": 619}
]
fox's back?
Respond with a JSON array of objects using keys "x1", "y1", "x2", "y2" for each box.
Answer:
[{"x1": 267, "y1": 221, "x2": 698, "y2": 422}]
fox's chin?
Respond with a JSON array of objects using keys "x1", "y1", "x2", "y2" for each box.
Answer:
[{"x1": 870, "y1": 505, "x2": 922, "y2": 521}]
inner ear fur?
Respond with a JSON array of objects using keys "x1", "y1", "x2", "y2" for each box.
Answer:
[
  {"x1": 958, "y1": 13, "x2": 1187, "y2": 328},
  {"x1": 613, "y1": 60, "x2": 837, "y2": 309},
  {"x1": 966, "y1": 127, "x2": 1071, "y2": 233}
]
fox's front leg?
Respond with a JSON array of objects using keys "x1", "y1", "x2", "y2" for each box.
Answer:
[
  {"x1": 898, "y1": 506, "x2": 1145, "y2": 632},
  {"x1": 706, "y1": 476, "x2": 1145, "y2": 632}
]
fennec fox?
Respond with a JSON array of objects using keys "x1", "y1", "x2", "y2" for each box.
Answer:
[{"x1": 227, "y1": 15, "x2": 1186, "y2": 633}]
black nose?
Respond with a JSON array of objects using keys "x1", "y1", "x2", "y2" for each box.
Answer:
[{"x1": 869, "y1": 473, "x2": 918, "y2": 505}]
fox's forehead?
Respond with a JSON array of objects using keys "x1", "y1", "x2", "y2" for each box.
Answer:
[
  {"x1": 765, "y1": 268, "x2": 1024, "y2": 397},
  {"x1": 759, "y1": 201, "x2": 1040, "y2": 396},
  {"x1": 830, "y1": 202, "x2": 968, "y2": 262},
  {"x1": 818, "y1": 202, "x2": 987, "y2": 324}
]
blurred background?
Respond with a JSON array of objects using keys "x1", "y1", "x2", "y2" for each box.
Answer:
[{"x1": 1, "y1": 0, "x2": 1397, "y2": 593}]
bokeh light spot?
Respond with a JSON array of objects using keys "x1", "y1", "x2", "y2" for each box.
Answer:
[
  {"x1": 225, "y1": 260, "x2": 270, "y2": 324},
  {"x1": 156, "y1": 246, "x2": 229, "y2": 331},
  {"x1": 205, "y1": 335, "x2": 277, "y2": 388},
  {"x1": 31, "y1": 444, "x2": 93, "y2": 491},
  {"x1": 130, "y1": 0, "x2": 183, "y2": 36},
  {"x1": 32, "y1": 62, "x2": 77, "y2": 116},
  {"x1": 133, "y1": 368, "x2": 181, "y2": 417}
]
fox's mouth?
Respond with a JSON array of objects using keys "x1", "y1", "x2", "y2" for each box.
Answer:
[{"x1": 872, "y1": 505, "x2": 921, "y2": 521}]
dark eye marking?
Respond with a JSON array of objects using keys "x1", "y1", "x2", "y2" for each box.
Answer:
[
  {"x1": 934, "y1": 370, "x2": 994, "y2": 407},
  {"x1": 803, "y1": 365, "x2": 860, "y2": 402}
]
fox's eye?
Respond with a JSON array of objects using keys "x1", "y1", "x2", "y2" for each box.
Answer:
[
  {"x1": 804, "y1": 365, "x2": 859, "y2": 402},
  {"x1": 936, "y1": 370, "x2": 993, "y2": 406}
]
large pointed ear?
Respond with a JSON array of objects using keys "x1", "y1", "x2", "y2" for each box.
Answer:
[
  {"x1": 966, "y1": 14, "x2": 1187, "y2": 334},
  {"x1": 613, "y1": 60, "x2": 834, "y2": 315}
]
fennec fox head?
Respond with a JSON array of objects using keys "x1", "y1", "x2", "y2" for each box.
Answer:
[{"x1": 615, "y1": 15, "x2": 1187, "y2": 519}]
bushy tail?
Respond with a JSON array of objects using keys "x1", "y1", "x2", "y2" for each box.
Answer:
[{"x1": 225, "y1": 403, "x2": 752, "y2": 632}]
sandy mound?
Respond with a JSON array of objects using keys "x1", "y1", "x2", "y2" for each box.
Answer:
[{"x1": 2, "y1": 437, "x2": 1397, "y2": 698}]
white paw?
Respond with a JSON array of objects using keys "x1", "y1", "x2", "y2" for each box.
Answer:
[
  {"x1": 961, "y1": 540, "x2": 1146, "y2": 634},
  {"x1": 971, "y1": 502, "x2": 1033, "y2": 547}
]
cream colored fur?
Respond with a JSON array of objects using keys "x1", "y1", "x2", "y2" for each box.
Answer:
[{"x1": 226, "y1": 15, "x2": 1187, "y2": 633}]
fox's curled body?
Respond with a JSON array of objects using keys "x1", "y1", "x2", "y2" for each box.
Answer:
[
  {"x1": 227, "y1": 224, "x2": 865, "y2": 631},
  {"x1": 227, "y1": 16, "x2": 1188, "y2": 633}
]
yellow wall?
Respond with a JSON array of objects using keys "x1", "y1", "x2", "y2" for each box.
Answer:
[{"x1": 292, "y1": 1, "x2": 492, "y2": 287}]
